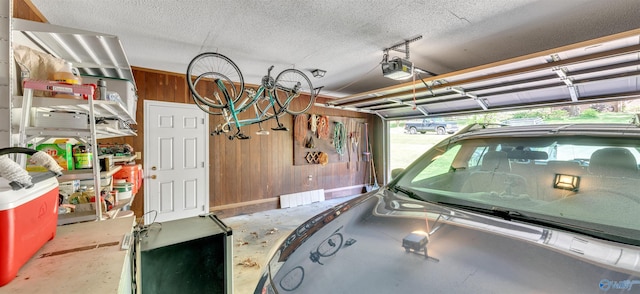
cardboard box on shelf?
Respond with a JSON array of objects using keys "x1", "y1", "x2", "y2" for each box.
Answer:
[{"x1": 26, "y1": 142, "x2": 75, "y2": 172}]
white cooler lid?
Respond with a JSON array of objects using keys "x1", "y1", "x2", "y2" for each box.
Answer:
[{"x1": 0, "y1": 176, "x2": 59, "y2": 210}]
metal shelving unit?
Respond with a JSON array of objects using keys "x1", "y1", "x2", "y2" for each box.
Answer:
[
  {"x1": 17, "y1": 80, "x2": 136, "y2": 223},
  {"x1": 11, "y1": 18, "x2": 138, "y2": 225}
]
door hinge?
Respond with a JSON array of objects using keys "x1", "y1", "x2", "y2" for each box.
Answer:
[
  {"x1": 201, "y1": 118, "x2": 205, "y2": 124},
  {"x1": 201, "y1": 162, "x2": 205, "y2": 168}
]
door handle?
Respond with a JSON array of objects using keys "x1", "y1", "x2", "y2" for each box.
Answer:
[{"x1": 150, "y1": 175, "x2": 157, "y2": 179}]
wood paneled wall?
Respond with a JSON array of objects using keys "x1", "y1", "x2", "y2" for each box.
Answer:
[
  {"x1": 13, "y1": 0, "x2": 46, "y2": 23},
  {"x1": 127, "y1": 68, "x2": 376, "y2": 217},
  {"x1": 13, "y1": 0, "x2": 380, "y2": 218}
]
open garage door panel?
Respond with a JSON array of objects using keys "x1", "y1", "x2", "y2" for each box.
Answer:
[{"x1": 328, "y1": 29, "x2": 640, "y2": 120}]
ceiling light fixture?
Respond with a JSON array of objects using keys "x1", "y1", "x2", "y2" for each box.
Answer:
[{"x1": 311, "y1": 69, "x2": 326, "y2": 78}]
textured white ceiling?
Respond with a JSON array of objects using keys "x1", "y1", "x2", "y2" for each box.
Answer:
[{"x1": 28, "y1": 0, "x2": 640, "y2": 99}]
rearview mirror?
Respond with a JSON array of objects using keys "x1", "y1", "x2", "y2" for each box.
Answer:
[{"x1": 391, "y1": 168, "x2": 404, "y2": 179}]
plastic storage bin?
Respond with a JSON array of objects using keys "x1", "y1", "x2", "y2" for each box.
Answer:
[
  {"x1": 114, "y1": 181, "x2": 133, "y2": 201},
  {"x1": 33, "y1": 111, "x2": 88, "y2": 129},
  {"x1": 114, "y1": 164, "x2": 140, "y2": 195},
  {"x1": 0, "y1": 176, "x2": 59, "y2": 286}
]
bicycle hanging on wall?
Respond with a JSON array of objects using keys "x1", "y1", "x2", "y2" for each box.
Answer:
[{"x1": 186, "y1": 52, "x2": 319, "y2": 140}]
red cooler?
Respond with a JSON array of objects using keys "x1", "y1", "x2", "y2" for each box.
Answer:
[{"x1": 0, "y1": 176, "x2": 59, "y2": 286}]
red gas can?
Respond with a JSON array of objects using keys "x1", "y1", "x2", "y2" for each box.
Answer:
[{"x1": 0, "y1": 176, "x2": 59, "y2": 286}]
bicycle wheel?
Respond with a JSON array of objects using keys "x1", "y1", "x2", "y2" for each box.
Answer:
[
  {"x1": 274, "y1": 69, "x2": 315, "y2": 115},
  {"x1": 186, "y1": 52, "x2": 244, "y2": 108},
  {"x1": 191, "y1": 72, "x2": 226, "y2": 115}
]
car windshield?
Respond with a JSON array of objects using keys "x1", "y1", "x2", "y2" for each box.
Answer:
[{"x1": 392, "y1": 134, "x2": 640, "y2": 243}]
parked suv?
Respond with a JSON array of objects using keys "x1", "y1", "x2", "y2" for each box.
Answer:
[
  {"x1": 256, "y1": 123, "x2": 640, "y2": 294},
  {"x1": 404, "y1": 118, "x2": 458, "y2": 135}
]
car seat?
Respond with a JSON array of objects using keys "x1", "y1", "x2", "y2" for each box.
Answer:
[
  {"x1": 588, "y1": 147, "x2": 638, "y2": 178},
  {"x1": 461, "y1": 151, "x2": 528, "y2": 196}
]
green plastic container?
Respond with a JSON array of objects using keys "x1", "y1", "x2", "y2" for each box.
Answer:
[{"x1": 74, "y1": 153, "x2": 93, "y2": 169}]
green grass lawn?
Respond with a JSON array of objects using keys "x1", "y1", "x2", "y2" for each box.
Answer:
[
  {"x1": 389, "y1": 127, "x2": 450, "y2": 171},
  {"x1": 545, "y1": 112, "x2": 635, "y2": 124}
]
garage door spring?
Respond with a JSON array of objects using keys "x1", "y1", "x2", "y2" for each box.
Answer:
[{"x1": 333, "y1": 121, "x2": 346, "y2": 157}]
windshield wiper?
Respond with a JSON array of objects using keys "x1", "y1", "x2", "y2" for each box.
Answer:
[
  {"x1": 440, "y1": 201, "x2": 580, "y2": 227},
  {"x1": 490, "y1": 207, "x2": 525, "y2": 221},
  {"x1": 435, "y1": 202, "x2": 522, "y2": 221},
  {"x1": 435, "y1": 201, "x2": 640, "y2": 245},
  {"x1": 391, "y1": 185, "x2": 421, "y2": 200}
]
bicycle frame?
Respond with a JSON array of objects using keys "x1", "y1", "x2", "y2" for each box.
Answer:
[
  {"x1": 213, "y1": 78, "x2": 286, "y2": 136},
  {"x1": 188, "y1": 52, "x2": 317, "y2": 140},
  {"x1": 200, "y1": 64, "x2": 310, "y2": 140}
]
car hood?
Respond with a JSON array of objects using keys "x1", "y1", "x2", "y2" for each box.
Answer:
[{"x1": 265, "y1": 192, "x2": 640, "y2": 293}]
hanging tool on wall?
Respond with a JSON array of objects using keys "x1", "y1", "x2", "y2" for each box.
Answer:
[
  {"x1": 368, "y1": 143, "x2": 380, "y2": 191},
  {"x1": 294, "y1": 114, "x2": 308, "y2": 144},
  {"x1": 346, "y1": 119, "x2": 352, "y2": 169},
  {"x1": 362, "y1": 122, "x2": 370, "y2": 162},
  {"x1": 362, "y1": 122, "x2": 372, "y2": 193},
  {"x1": 305, "y1": 136, "x2": 316, "y2": 148},
  {"x1": 317, "y1": 115, "x2": 330, "y2": 139},
  {"x1": 309, "y1": 114, "x2": 318, "y2": 136},
  {"x1": 354, "y1": 122, "x2": 361, "y2": 171},
  {"x1": 333, "y1": 121, "x2": 346, "y2": 160}
]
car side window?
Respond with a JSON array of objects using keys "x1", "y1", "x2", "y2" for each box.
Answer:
[{"x1": 412, "y1": 145, "x2": 461, "y2": 183}]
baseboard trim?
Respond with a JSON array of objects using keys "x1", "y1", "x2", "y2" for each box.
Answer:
[
  {"x1": 324, "y1": 184, "x2": 365, "y2": 193},
  {"x1": 210, "y1": 197, "x2": 279, "y2": 211},
  {"x1": 209, "y1": 185, "x2": 367, "y2": 216}
]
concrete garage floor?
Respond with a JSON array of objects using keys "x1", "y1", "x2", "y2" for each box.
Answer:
[{"x1": 221, "y1": 195, "x2": 359, "y2": 294}]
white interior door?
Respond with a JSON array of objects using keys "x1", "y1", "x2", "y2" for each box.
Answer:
[{"x1": 144, "y1": 101, "x2": 208, "y2": 224}]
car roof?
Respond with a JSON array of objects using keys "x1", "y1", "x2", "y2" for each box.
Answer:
[{"x1": 452, "y1": 123, "x2": 640, "y2": 141}]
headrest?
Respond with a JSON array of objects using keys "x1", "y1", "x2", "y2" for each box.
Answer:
[
  {"x1": 481, "y1": 151, "x2": 510, "y2": 172},
  {"x1": 589, "y1": 148, "x2": 638, "y2": 177},
  {"x1": 507, "y1": 150, "x2": 548, "y2": 160}
]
